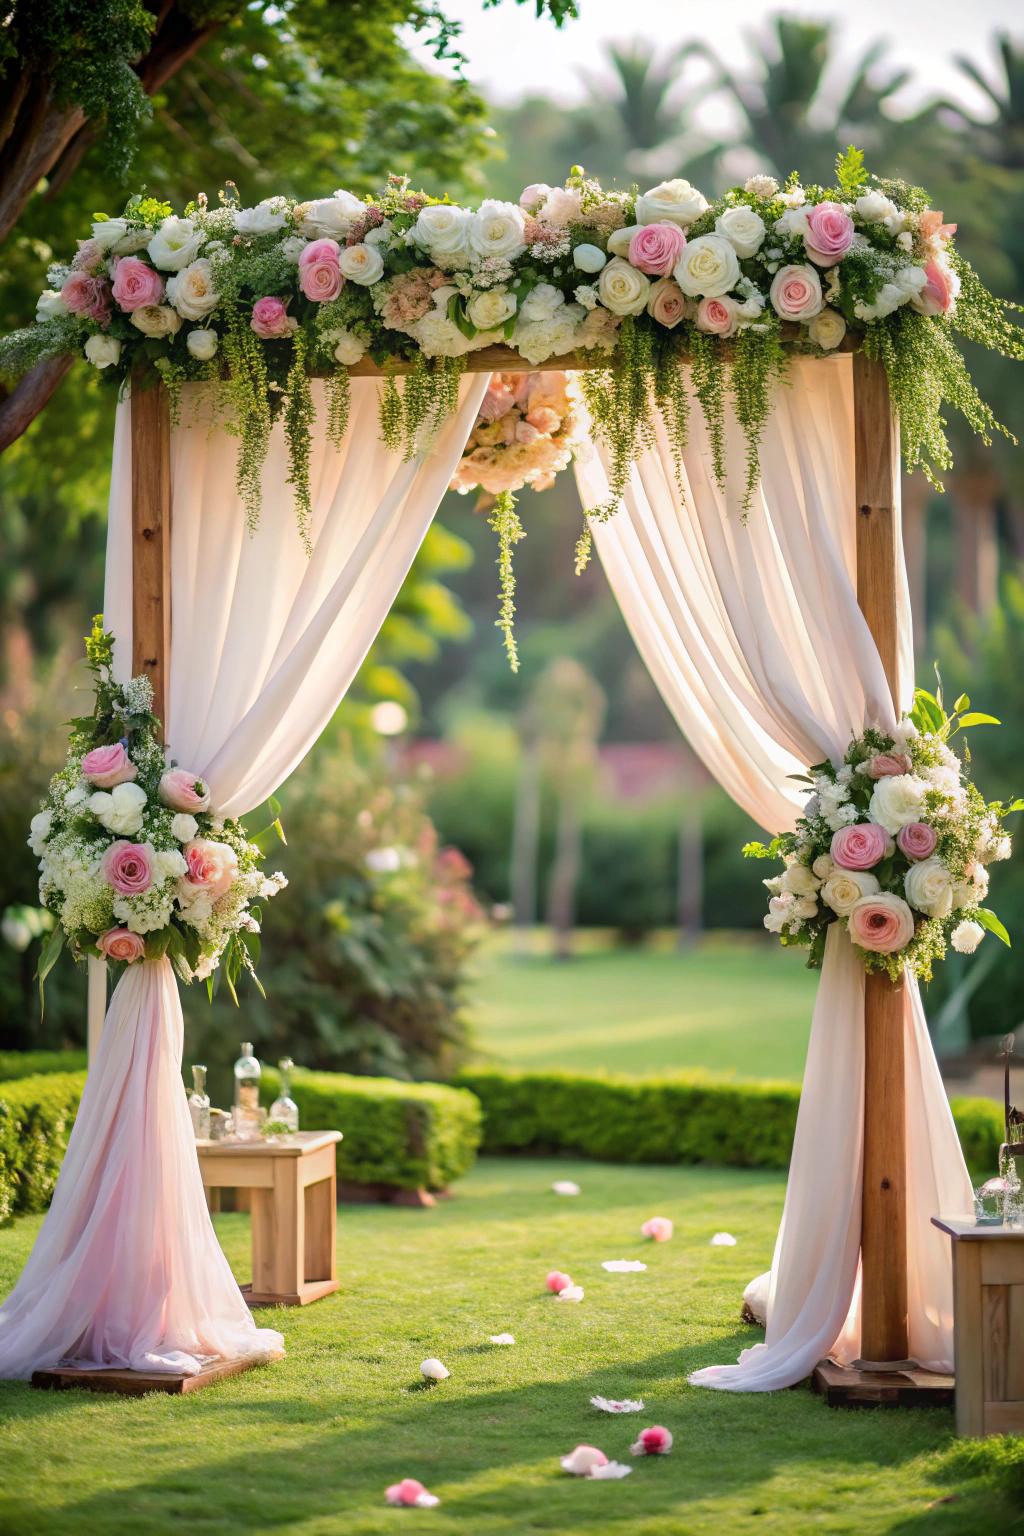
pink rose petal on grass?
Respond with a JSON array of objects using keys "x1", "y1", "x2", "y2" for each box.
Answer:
[
  {"x1": 641, "y1": 1217, "x2": 673, "y2": 1242},
  {"x1": 631, "y1": 1425, "x2": 673, "y2": 1456},
  {"x1": 385, "y1": 1479, "x2": 440, "y2": 1508},
  {"x1": 546, "y1": 1270, "x2": 572, "y2": 1293},
  {"x1": 560, "y1": 1446, "x2": 608, "y2": 1476}
]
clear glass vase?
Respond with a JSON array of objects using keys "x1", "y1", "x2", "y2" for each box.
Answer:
[
  {"x1": 233, "y1": 1041, "x2": 263, "y2": 1141},
  {"x1": 266, "y1": 1057, "x2": 299, "y2": 1139},
  {"x1": 188, "y1": 1064, "x2": 211, "y2": 1141}
]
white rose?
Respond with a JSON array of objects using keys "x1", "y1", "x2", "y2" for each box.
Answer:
[
  {"x1": 186, "y1": 328, "x2": 219, "y2": 361},
  {"x1": 635, "y1": 179, "x2": 708, "y2": 228},
  {"x1": 296, "y1": 190, "x2": 364, "y2": 240},
  {"x1": 467, "y1": 288, "x2": 517, "y2": 329},
  {"x1": 763, "y1": 894, "x2": 796, "y2": 933},
  {"x1": 170, "y1": 813, "x2": 199, "y2": 843},
  {"x1": 821, "y1": 869, "x2": 880, "y2": 916},
  {"x1": 234, "y1": 201, "x2": 287, "y2": 236},
  {"x1": 89, "y1": 781, "x2": 147, "y2": 836},
  {"x1": 130, "y1": 304, "x2": 182, "y2": 338},
  {"x1": 84, "y1": 334, "x2": 122, "y2": 369},
  {"x1": 363, "y1": 220, "x2": 394, "y2": 248},
  {"x1": 597, "y1": 257, "x2": 651, "y2": 315},
  {"x1": 166, "y1": 258, "x2": 219, "y2": 320},
  {"x1": 792, "y1": 896, "x2": 819, "y2": 920},
  {"x1": 607, "y1": 225, "x2": 641, "y2": 258},
  {"x1": 91, "y1": 217, "x2": 130, "y2": 251},
  {"x1": 904, "y1": 855, "x2": 954, "y2": 919},
  {"x1": 410, "y1": 204, "x2": 474, "y2": 267},
  {"x1": 155, "y1": 849, "x2": 188, "y2": 880},
  {"x1": 868, "y1": 774, "x2": 929, "y2": 834},
  {"x1": 325, "y1": 327, "x2": 366, "y2": 365},
  {"x1": 573, "y1": 243, "x2": 607, "y2": 273},
  {"x1": 338, "y1": 242, "x2": 384, "y2": 286},
  {"x1": 518, "y1": 283, "x2": 564, "y2": 323},
  {"x1": 280, "y1": 236, "x2": 308, "y2": 264},
  {"x1": 64, "y1": 785, "x2": 89, "y2": 809},
  {"x1": 780, "y1": 862, "x2": 820, "y2": 896},
  {"x1": 28, "y1": 810, "x2": 52, "y2": 855},
  {"x1": 951, "y1": 919, "x2": 985, "y2": 954},
  {"x1": 673, "y1": 235, "x2": 740, "y2": 298},
  {"x1": 468, "y1": 200, "x2": 527, "y2": 262},
  {"x1": 715, "y1": 206, "x2": 767, "y2": 258},
  {"x1": 855, "y1": 191, "x2": 899, "y2": 225},
  {"x1": 806, "y1": 308, "x2": 847, "y2": 350},
  {"x1": 811, "y1": 854, "x2": 835, "y2": 881},
  {"x1": 36, "y1": 290, "x2": 68, "y2": 320},
  {"x1": 147, "y1": 216, "x2": 205, "y2": 271}
]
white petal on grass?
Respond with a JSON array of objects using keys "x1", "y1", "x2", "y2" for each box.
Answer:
[
  {"x1": 556, "y1": 1284, "x2": 584, "y2": 1302},
  {"x1": 591, "y1": 1396, "x2": 644, "y2": 1413},
  {"x1": 420, "y1": 1357, "x2": 450, "y2": 1379},
  {"x1": 552, "y1": 1180, "x2": 581, "y2": 1196},
  {"x1": 710, "y1": 1233, "x2": 737, "y2": 1247},
  {"x1": 601, "y1": 1260, "x2": 648, "y2": 1273},
  {"x1": 489, "y1": 1333, "x2": 515, "y2": 1345},
  {"x1": 589, "y1": 1461, "x2": 633, "y2": 1480},
  {"x1": 415, "y1": 1493, "x2": 441, "y2": 1507}
]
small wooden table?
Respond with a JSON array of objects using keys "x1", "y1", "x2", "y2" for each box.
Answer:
[
  {"x1": 198, "y1": 1131, "x2": 342, "y2": 1307},
  {"x1": 932, "y1": 1215, "x2": 1024, "y2": 1437}
]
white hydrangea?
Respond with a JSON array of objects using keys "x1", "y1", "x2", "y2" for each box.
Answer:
[
  {"x1": 511, "y1": 303, "x2": 585, "y2": 366},
  {"x1": 170, "y1": 813, "x2": 199, "y2": 843},
  {"x1": 114, "y1": 885, "x2": 175, "y2": 935},
  {"x1": 88, "y1": 781, "x2": 147, "y2": 836}
]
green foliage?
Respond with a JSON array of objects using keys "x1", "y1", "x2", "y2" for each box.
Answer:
[
  {"x1": 0, "y1": 1069, "x2": 85, "y2": 1222},
  {"x1": 260, "y1": 1065, "x2": 481, "y2": 1191},
  {"x1": 947, "y1": 1095, "x2": 1005, "y2": 1178},
  {"x1": 0, "y1": 1049, "x2": 86, "y2": 1082},
  {"x1": 487, "y1": 490, "x2": 525, "y2": 672}
]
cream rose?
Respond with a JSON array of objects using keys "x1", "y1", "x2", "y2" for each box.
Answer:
[
  {"x1": 715, "y1": 206, "x2": 767, "y2": 258},
  {"x1": 806, "y1": 307, "x2": 847, "y2": 349},
  {"x1": 410, "y1": 204, "x2": 474, "y2": 267},
  {"x1": 854, "y1": 191, "x2": 899, "y2": 225},
  {"x1": 234, "y1": 201, "x2": 288, "y2": 236},
  {"x1": 147, "y1": 217, "x2": 204, "y2": 272},
  {"x1": 821, "y1": 868, "x2": 880, "y2": 916},
  {"x1": 36, "y1": 289, "x2": 69, "y2": 320},
  {"x1": 130, "y1": 304, "x2": 182, "y2": 338},
  {"x1": 186, "y1": 328, "x2": 218, "y2": 360},
  {"x1": 166, "y1": 258, "x2": 219, "y2": 320},
  {"x1": 338, "y1": 242, "x2": 384, "y2": 286},
  {"x1": 635, "y1": 179, "x2": 708, "y2": 228},
  {"x1": 467, "y1": 288, "x2": 517, "y2": 329},
  {"x1": 903, "y1": 855, "x2": 954, "y2": 919},
  {"x1": 84, "y1": 334, "x2": 122, "y2": 369},
  {"x1": 468, "y1": 200, "x2": 527, "y2": 261},
  {"x1": 646, "y1": 277, "x2": 688, "y2": 328},
  {"x1": 780, "y1": 862, "x2": 820, "y2": 896},
  {"x1": 295, "y1": 190, "x2": 364, "y2": 240},
  {"x1": 607, "y1": 225, "x2": 642, "y2": 258},
  {"x1": 597, "y1": 257, "x2": 651, "y2": 315},
  {"x1": 673, "y1": 235, "x2": 740, "y2": 298},
  {"x1": 868, "y1": 773, "x2": 929, "y2": 835}
]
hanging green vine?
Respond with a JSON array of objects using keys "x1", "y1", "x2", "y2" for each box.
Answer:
[
  {"x1": 283, "y1": 328, "x2": 315, "y2": 553},
  {"x1": 220, "y1": 320, "x2": 273, "y2": 536},
  {"x1": 731, "y1": 323, "x2": 789, "y2": 516},
  {"x1": 323, "y1": 369, "x2": 351, "y2": 449},
  {"x1": 652, "y1": 333, "x2": 692, "y2": 502},
  {"x1": 688, "y1": 331, "x2": 728, "y2": 493},
  {"x1": 488, "y1": 490, "x2": 525, "y2": 672}
]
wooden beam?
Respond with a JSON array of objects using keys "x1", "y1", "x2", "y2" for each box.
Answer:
[
  {"x1": 130, "y1": 376, "x2": 171, "y2": 731},
  {"x1": 853, "y1": 348, "x2": 909, "y2": 1366}
]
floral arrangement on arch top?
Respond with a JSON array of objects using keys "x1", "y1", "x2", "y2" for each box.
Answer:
[
  {"x1": 5, "y1": 151, "x2": 1021, "y2": 554},
  {"x1": 28, "y1": 618, "x2": 286, "y2": 1000},
  {"x1": 745, "y1": 686, "x2": 1020, "y2": 981}
]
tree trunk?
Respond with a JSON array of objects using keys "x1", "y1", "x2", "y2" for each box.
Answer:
[
  {"x1": 0, "y1": 354, "x2": 76, "y2": 454},
  {"x1": 951, "y1": 469, "x2": 1000, "y2": 620},
  {"x1": 546, "y1": 791, "x2": 582, "y2": 961},
  {"x1": 510, "y1": 742, "x2": 541, "y2": 956}
]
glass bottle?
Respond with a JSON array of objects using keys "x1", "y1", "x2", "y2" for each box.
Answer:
[
  {"x1": 188, "y1": 1063, "x2": 211, "y2": 1141},
  {"x1": 268, "y1": 1057, "x2": 300, "y2": 1136},
  {"x1": 233, "y1": 1041, "x2": 262, "y2": 1141}
]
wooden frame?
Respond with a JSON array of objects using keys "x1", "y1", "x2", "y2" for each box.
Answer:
[{"x1": 123, "y1": 341, "x2": 914, "y2": 1379}]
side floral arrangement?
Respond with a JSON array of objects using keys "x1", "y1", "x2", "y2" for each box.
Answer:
[
  {"x1": 28, "y1": 619, "x2": 286, "y2": 998},
  {"x1": 3, "y1": 148, "x2": 1021, "y2": 567},
  {"x1": 746, "y1": 688, "x2": 1019, "y2": 979}
]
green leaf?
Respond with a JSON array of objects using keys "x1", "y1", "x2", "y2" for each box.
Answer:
[
  {"x1": 955, "y1": 713, "x2": 1000, "y2": 728},
  {"x1": 446, "y1": 293, "x2": 477, "y2": 340},
  {"x1": 977, "y1": 908, "x2": 1011, "y2": 947},
  {"x1": 911, "y1": 688, "x2": 944, "y2": 734},
  {"x1": 954, "y1": 694, "x2": 969, "y2": 713},
  {"x1": 835, "y1": 144, "x2": 868, "y2": 196},
  {"x1": 36, "y1": 923, "x2": 65, "y2": 1015}
]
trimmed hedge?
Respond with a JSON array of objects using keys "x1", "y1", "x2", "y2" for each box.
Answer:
[
  {"x1": 454, "y1": 1069, "x2": 1006, "y2": 1178},
  {"x1": 0, "y1": 1050, "x2": 87, "y2": 1082},
  {"x1": 0, "y1": 1071, "x2": 86, "y2": 1223},
  {"x1": 261, "y1": 1068, "x2": 481, "y2": 1191}
]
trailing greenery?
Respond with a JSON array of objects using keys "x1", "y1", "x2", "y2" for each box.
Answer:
[
  {"x1": 0, "y1": 1069, "x2": 85, "y2": 1223},
  {"x1": 260, "y1": 1066, "x2": 481, "y2": 1192},
  {"x1": 487, "y1": 490, "x2": 525, "y2": 671},
  {"x1": 948, "y1": 1095, "x2": 1007, "y2": 1178}
]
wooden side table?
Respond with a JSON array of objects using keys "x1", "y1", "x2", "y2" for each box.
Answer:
[
  {"x1": 198, "y1": 1131, "x2": 343, "y2": 1307},
  {"x1": 932, "y1": 1215, "x2": 1024, "y2": 1437}
]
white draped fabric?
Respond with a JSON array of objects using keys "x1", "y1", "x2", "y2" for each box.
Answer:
[
  {"x1": 575, "y1": 355, "x2": 973, "y2": 1389},
  {"x1": 0, "y1": 374, "x2": 488, "y2": 1378}
]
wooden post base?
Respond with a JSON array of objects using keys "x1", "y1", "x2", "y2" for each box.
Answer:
[
  {"x1": 240, "y1": 1278, "x2": 339, "y2": 1308},
  {"x1": 31, "y1": 1351, "x2": 284, "y2": 1397},
  {"x1": 813, "y1": 1359, "x2": 954, "y2": 1409}
]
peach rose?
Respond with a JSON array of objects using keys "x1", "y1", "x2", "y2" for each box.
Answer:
[
  {"x1": 96, "y1": 926, "x2": 147, "y2": 963},
  {"x1": 696, "y1": 295, "x2": 740, "y2": 337},
  {"x1": 181, "y1": 837, "x2": 238, "y2": 900},
  {"x1": 646, "y1": 276, "x2": 688, "y2": 328},
  {"x1": 526, "y1": 406, "x2": 561, "y2": 434},
  {"x1": 865, "y1": 752, "x2": 913, "y2": 778},
  {"x1": 81, "y1": 742, "x2": 137, "y2": 788},
  {"x1": 159, "y1": 769, "x2": 211, "y2": 814},
  {"x1": 848, "y1": 892, "x2": 915, "y2": 953},
  {"x1": 911, "y1": 258, "x2": 959, "y2": 316},
  {"x1": 478, "y1": 381, "x2": 516, "y2": 421},
  {"x1": 831, "y1": 822, "x2": 889, "y2": 871}
]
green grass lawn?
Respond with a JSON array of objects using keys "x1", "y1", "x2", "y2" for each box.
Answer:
[
  {"x1": 466, "y1": 933, "x2": 819, "y2": 1080},
  {"x1": 0, "y1": 1158, "x2": 1009, "y2": 1535}
]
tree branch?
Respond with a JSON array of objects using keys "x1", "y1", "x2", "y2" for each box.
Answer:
[{"x1": 0, "y1": 355, "x2": 76, "y2": 455}]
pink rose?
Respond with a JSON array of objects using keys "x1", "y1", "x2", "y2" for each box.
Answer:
[
  {"x1": 385, "y1": 1480, "x2": 432, "y2": 1508},
  {"x1": 60, "y1": 271, "x2": 112, "y2": 326},
  {"x1": 628, "y1": 222, "x2": 686, "y2": 277},
  {"x1": 298, "y1": 238, "x2": 341, "y2": 268},
  {"x1": 696, "y1": 295, "x2": 740, "y2": 337},
  {"x1": 96, "y1": 927, "x2": 146, "y2": 963},
  {"x1": 804, "y1": 201, "x2": 854, "y2": 265},
  {"x1": 631, "y1": 1425, "x2": 673, "y2": 1455},
  {"x1": 111, "y1": 257, "x2": 165, "y2": 312},
  {"x1": 478, "y1": 382, "x2": 516, "y2": 422},
  {"x1": 81, "y1": 742, "x2": 138, "y2": 788},
  {"x1": 299, "y1": 257, "x2": 343, "y2": 303},
  {"x1": 646, "y1": 277, "x2": 688, "y2": 328},
  {"x1": 831, "y1": 822, "x2": 889, "y2": 871},
  {"x1": 913, "y1": 259, "x2": 958, "y2": 316},
  {"x1": 181, "y1": 837, "x2": 238, "y2": 900},
  {"x1": 848, "y1": 893, "x2": 916, "y2": 953},
  {"x1": 769, "y1": 263, "x2": 823, "y2": 322},
  {"x1": 100, "y1": 840, "x2": 155, "y2": 896},
  {"x1": 515, "y1": 421, "x2": 542, "y2": 445},
  {"x1": 546, "y1": 1270, "x2": 572, "y2": 1293},
  {"x1": 159, "y1": 769, "x2": 211, "y2": 814},
  {"x1": 865, "y1": 752, "x2": 913, "y2": 779},
  {"x1": 919, "y1": 211, "x2": 956, "y2": 244},
  {"x1": 526, "y1": 406, "x2": 561, "y2": 435},
  {"x1": 897, "y1": 822, "x2": 938, "y2": 861},
  {"x1": 641, "y1": 1217, "x2": 673, "y2": 1242},
  {"x1": 250, "y1": 297, "x2": 295, "y2": 339}
]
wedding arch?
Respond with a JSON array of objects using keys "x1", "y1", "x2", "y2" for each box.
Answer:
[{"x1": 0, "y1": 156, "x2": 1020, "y2": 1398}]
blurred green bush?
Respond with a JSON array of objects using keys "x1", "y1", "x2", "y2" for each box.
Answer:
[
  {"x1": 0, "y1": 1070, "x2": 85, "y2": 1223},
  {"x1": 0, "y1": 1050, "x2": 86, "y2": 1082}
]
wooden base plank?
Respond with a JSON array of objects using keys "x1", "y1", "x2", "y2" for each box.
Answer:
[
  {"x1": 813, "y1": 1359, "x2": 954, "y2": 1409},
  {"x1": 31, "y1": 1351, "x2": 283, "y2": 1397},
  {"x1": 240, "y1": 1278, "x2": 339, "y2": 1308}
]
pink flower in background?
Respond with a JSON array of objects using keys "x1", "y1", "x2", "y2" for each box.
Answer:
[
  {"x1": 804, "y1": 201, "x2": 855, "y2": 264},
  {"x1": 478, "y1": 382, "x2": 516, "y2": 422},
  {"x1": 628, "y1": 222, "x2": 686, "y2": 276},
  {"x1": 100, "y1": 840, "x2": 155, "y2": 896},
  {"x1": 641, "y1": 1217, "x2": 673, "y2": 1242},
  {"x1": 60, "y1": 271, "x2": 112, "y2": 326},
  {"x1": 631, "y1": 1425, "x2": 673, "y2": 1456},
  {"x1": 546, "y1": 1270, "x2": 572, "y2": 1293},
  {"x1": 526, "y1": 406, "x2": 561, "y2": 434},
  {"x1": 298, "y1": 238, "x2": 341, "y2": 268},
  {"x1": 81, "y1": 742, "x2": 137, "y2": 788},
  {"x1": 250, "y1": 296, "x2": 295, "y2": 339},
  {"x1": 865, "y1": 752, "x2": 913, "y2": 778},
  {"x1": 695, "y1": 295, "x2": 740, "y2": 337},
  {"x1": 111, "y1": 257, "x2": 164, "y2": 312},
  {"x1": 159, "y1": 769, "x2": 210, "y2": 813},
  {"x1": 182, "y1": 838, "x2": 237, "y2": 900},
  {"x1": 831, "y1": 822, "x2": 889, "y2": 871},
  {"x1": 299, "y1": 258, "x2": 343, "y2": 302},
  {"x1": 96, "y1": 927, "x2": 146, "y2": 963},
  {"x1": 848, "y1": 892, "x2": 916, "y2": 953},
  {"x1": 897, "y1": 822, "x2": 938, "y2": 861}
]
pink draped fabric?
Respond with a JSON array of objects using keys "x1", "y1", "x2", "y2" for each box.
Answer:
[{"x1": 0, "y1": 961, "x2": 282, "y2": 1377}]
